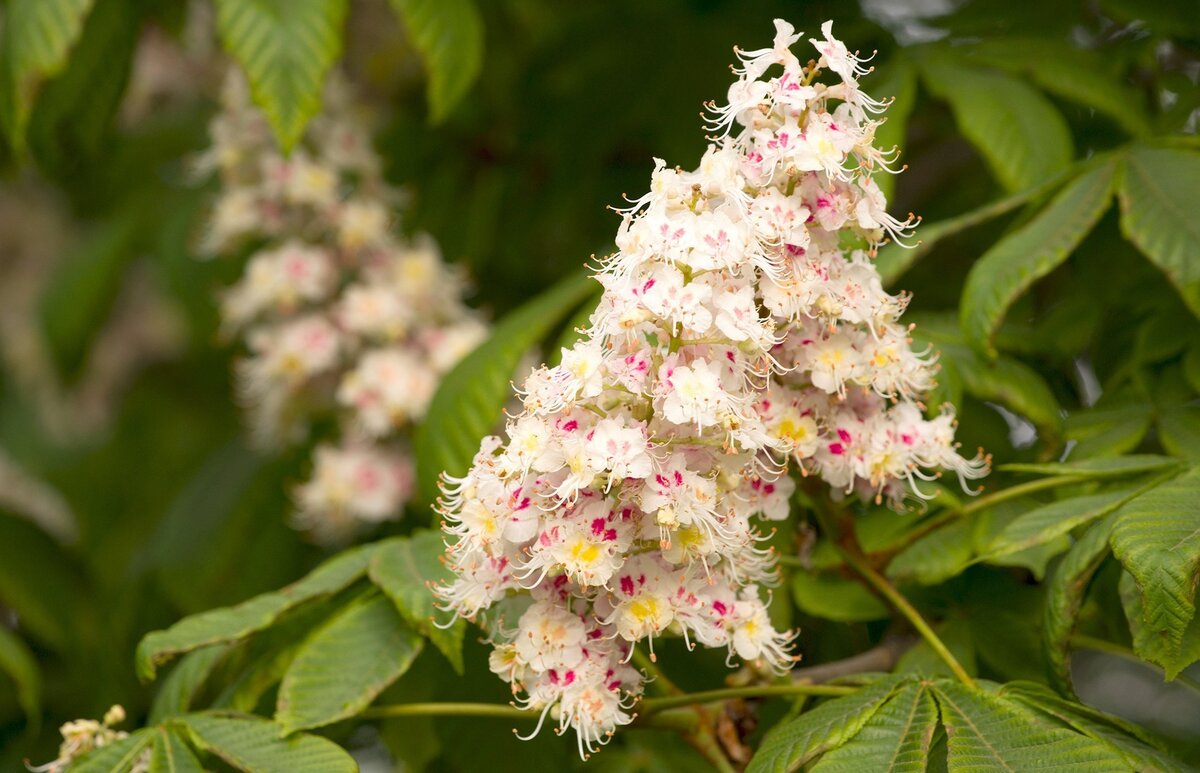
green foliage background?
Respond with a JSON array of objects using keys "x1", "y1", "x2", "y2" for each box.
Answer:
[{"x1": 0, "y1": 0, "x2": 1198, "y2": 770}]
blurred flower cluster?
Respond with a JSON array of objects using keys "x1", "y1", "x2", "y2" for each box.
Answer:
[
  {"x1": 30, "y1": 706, "x2": 139, "y2": 773},
  {"x1": 436, "y1": 19, "x2": 987, "y2": 756},
  {"x1": 200, "y1": 74, "x2": 486, "y2": 543}
]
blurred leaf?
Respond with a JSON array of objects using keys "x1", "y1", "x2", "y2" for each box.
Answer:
[
  {"x1": 981, "y1": 485, "x2": 1144, "y2": 563},
  {"x1": 896, "y1": 619, "x2": 977, "y2": 678},
  {"x1": 919, "y1": 54, "x2": 1073, "y2": 193},
  {"x1": 1042, "y1": 514, "x2": 1115, "y2": 695},
  {"x1": 0, "y1": 513, "x2": 83, "y2": 651},
  {"x1": 27, "y1": 0, "x2": 139, "y2": 176},
  {"x1": 389, "y1": 0, "x2": 484, "y2": 123},
  {"x1": 1063, "y1": 399, "x2": 1153, "y2": 461},
  {"x1": 551, "y1": 292, "x2": 601, "y2": 365},
  {"x1": 0, "y1": 0, "x2": 96, "y2": 148},
  {"x1": 1183, "y1": 340, "x2": 1200, "y2": 393},
  {"x1": 1118, "y1": 147, "x2": 1200, "y2": 316},
  {"x1": 414, "y1": 271, "x2": 597, "y2": 503},
  {"x1": 149, "y1": 726, "x2": 204, "y2": 773},
  {"x1": 1119, "y1": 571, "x2": 1200, "y2": 687},
  {"x1": 868, "y1": 56, "x2": 916, "y2": 203},
  {"x1": 876, "y1": 172, "x2": 1067, "y2": 286},
  {"x1": 137, "y1": 544, "x2": 374, "y2": 680},
  {"x1": 1159, "y1": 405, "x2": 1200, "y2": 462},
  {"x1": 807, "y1": 682, "x2": 938, "y2": 773},
  {"x1": 214, "y1": 0, "x2": 348, "y2": 152},
  {"x1": 277, "y1": 593, "x2": 422, "y2": 734},
  {"x1": 747, "y1": 676, "x2": 905, "y2": 773},
  {"x1": 172, "y1": 712, "x2": 357, "y2": 773},
  {"x1": 0, "y1": 625, "x2": 40, "y2": 725},
  {"x1": 370, "y1": 530, "x2": 465, "y2": 672},
  {"x1": 149, "y1": 645, "x2": 230, "y2": 724},
  {"x1": 1109, "y1": 465, "x2": 1200, "y2": 679},
  {"x1": 932, "y1": 680, "x2": 1127, "y2": 771},
  {"x1": 966, "y1": 38, "x2": 1151, "y2": 137},
  {"x1": 999, "y1": 454, "x2": 1181, "y2": 478},
  {"x1": 887, "y1": 518, "x2": 974, "y2": 586},
  {"x1": 960, "y1": 159, "x2": 1115, "y2": 358},
  {"x1": 975, "y1": 504, "x2": 1071, "y2": 580},
  {"x1": 790, "y1": 570, "x2": 888, "y2": 623},
  {"x1": 70, "y1": 728, "x2": 156, "y2": 772}
]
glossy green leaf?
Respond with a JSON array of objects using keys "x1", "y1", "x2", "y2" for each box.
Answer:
[
  {"x1": 1109, "y1": 465, "x2": 1200, "y2": 678},
  {"x1": 414, "y1": 271, "x2": 597, "y2": 502},
  {"x1": 149, "y1": 727, "x2": 204, "y2": 773},
  {"x1": 933, "y1": 681, "x2": 1129, "y2": 771},
  {"x1": 808, "y1": 682, "x2": 938, "y2": 773},
  {"x1": 1042, "y1": 514, "x2": 1115, "y2": 695},
  {"x1": 0, "y1": 0, "x2": 96, "y2": 146},
  {"x1": 790, "y1": 570, "x2": 888, "y2": 623},
  {"x1": 389, "y1": 0, "x2": 484, "y2": 123},
  {"x1": 137, "y1": 544, "x2": 375, "y2": 680},
  {"x1": 214, "y1": 0, "x2": 348, "y2": 151},
  {"x1": 369, "y1": 530, "x2": 465, "y2": 672},
  {"x1": 919, "y1": 55, "x2": 1073, "y2": 193},
  {"x1": 747, "y1": 676, "x2": 904, "y2": 773},
  {"x1": 173, "y1": 713, "x2": 357, "y2": 773},
  {"x1": 276, "y1": 593, "x2": 423, "y2": 734},
  {"x1": 960, "y1": 160, "x2": 1115, "y2": 357},
  {"x1": 1118, "y1": 147, "x2": 1200, "y2": 316}
]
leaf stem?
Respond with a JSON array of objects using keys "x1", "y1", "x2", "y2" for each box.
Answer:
[
  {"x1": 361, "y1": 703, "x2": 532, "y2": 720},
  {"x1": 639, "y1": 684, "x2": 857, "y2": 716},
  {"x1": 839, "y1": 548, "x2": 976, "y2": 688}
]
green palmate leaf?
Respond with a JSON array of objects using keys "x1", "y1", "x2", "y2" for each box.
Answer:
[
  {"x1": 1043, "y1": 514, "x2": 1116, "y2": 695},
  {"x1": 867, "y1": 56, "x2": 916, "y2": 204},
  {"x1": 982, "y1": 485, "x2": 1146, "y2": 562},
  {"x1": 966, "y1": 38, "x2": 1151, "y2": 137},
  {"x1": 70, "y1": 728, "x2": 156, "y2": 773},
  {"x1": 887, "y1": 518, "x2": 974, "y2": 586},
  {"x1": 933, "y1": 681, "x2": 1129, "y2": 771},
  {"x1": 214, "y1": 0, "x2": 348, "y2": 152},
  {"x1": 0, "y1": 624, "x2": 40, "y2": 723},
  {"x1": 876, "y1": 171, "x2": 1070, "y2": 286},
  {"x1": 137, "y1": 544, "x2": 375, "y2": 680},
  {"x1": 747, "y1": 675, "x2": 905, "y2": 773},
  {"x1": 389, "y1": 0, "x2": 484, "y2": 123},
  {"x1": 959, "y1": 159, "x2": 1116, "y2": 358},
  {"x1": 1001, "y1": 681, "x2": 1190, "y2": 773},
  {"x1": 808, "y1": 682, "x2": 938, "y2": 773},
  {"x1": 369, "y1": 530, "x2": 465, "y2": 672},
  {"x1": 1119, "y1": 571, "x2": 1200, "y2": 685},
  {"x1": 0, "y1": 0, "x2": 96, "y2": 147},
  {"x1": 919, "y1": 55, "x2": 1073, "y2": 193},
  {"x1": 1109, "y1": 465, "x2": 1200, "y2": 679},
  {"x1": 414, "y1": 271, "x2": 597, "y2": 502},
  {"x1": 149, "y1": 727, "x2": 204, "y2": 773},
  {"x1": 1118, "y1": 147, "x2": 1200, "y2": 316},
  {"x1": 148, "y1": 645, "x2": 230, "y2": 724},
  {"x1": 173, "y1": 713, "x2": 356, "y2": 773},
  {"x1": 999, "y1": 454, "x2": 1181, "y2": 479},
  {"x1": 276, "y1": 593, "x2": 423, "y2": 734},
  {"x1": 790, "y1": 570, "x2": 888, "y2": 623}
]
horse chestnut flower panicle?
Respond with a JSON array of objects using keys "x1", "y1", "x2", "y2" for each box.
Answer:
[
  {"x1": 436, "y1": 19, "x2": 987, "y2": 757},
  {"x1": 199, "y1": 73, "x2": 487, "y2": 543}
]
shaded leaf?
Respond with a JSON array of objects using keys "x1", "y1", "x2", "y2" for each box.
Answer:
[
  {"x1": 1159, "y1": 405, "x2": 1200, "y2": 462},
  {"x1": 896, "y1": 618, "x2": 977, "y2": 679},
  {"x1": 0, "y1": 624, "x2": 40, "y2": 724},
  {"x1": 414, "y1": 271, "x2": 597, "y2": 502},
  {"x1": 982, "y1": 486, "x2": 1145, "y2": 562},
  {"x1": 1064, "y1": 401, "x2": 1154, "y2": 460},
  {"x1": 137, "y1": 544, "x2": 374, "y2": 680},
  {"x1": 276, "y1": 593, "x2": 423, "y2": 734},
  {"x1": 959, "y1": 159, "x2": 1115, "y2": 357},
  {"x1": 1109, "y1": 466, "x2": 1200, "y2": 678},
  {"x1": 148, "y1": 645, "x2": 230, "y2": 724},
  {"x1": 369, "y1": 530, "x2": 465, "y2": 672},
  {"x1": 214, "y1": 0, "x2": 348, "y2": 151},
  {"x1": 1118, "y1": 147, "x2": 1200, "y2": 316},
  {"x1": 998, "y1": 455, "x2": 1181, "y2": 479},
  {"x1": 173, "y1": 713, "x2": 356, "y2": 773},
  {"x1": 149, "y1": 727, "x2": 204, "y2": 773},
  {"x1": 790, "y1": 570, "x2": 888, "y2": 623},
  {"x1": 389, "y1": 0, "x2": 484, "y2": 122},
  {"x1": 887, "y1": 518, "x2": 974, "y2": 586},
  {"x1": 919, "y1": 55, "x2": 1072, "y2": 193},
  {"x1": 1043, "y1": 514, "x2": 1115, "y2": 694}
]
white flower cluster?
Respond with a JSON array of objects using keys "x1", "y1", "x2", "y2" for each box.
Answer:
[
  {"x1": 436, "y1": 19, "x2": 988, "y2": 757},
  {"x1": 31, "y1": 706, "x2": 143, "y2": 773},
  {"x1": 201, "y1": 74, "x2": 486, "y2": 542}
]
